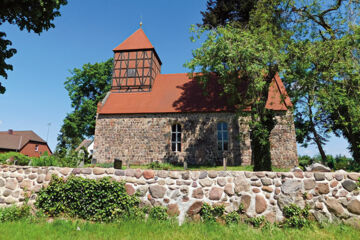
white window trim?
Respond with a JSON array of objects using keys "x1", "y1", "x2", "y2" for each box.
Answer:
[
  {"x1": 218, "y1": 122, "x2": 229, "y2": 151},
  {"x1": 171, "y1": 124, "x2": 181, "y2": 152}
]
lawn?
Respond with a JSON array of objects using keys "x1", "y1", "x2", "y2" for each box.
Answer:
[
  {"x1": 0, "y1": 220, "x2": 358, "y2": 240},
  {"x1": 87, "y1": 163, "x2": 290, "y2": 172}
]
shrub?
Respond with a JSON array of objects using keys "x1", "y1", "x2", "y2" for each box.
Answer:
[
  {"x1": 55, "y1": 151, "x2": 83, "y2": 167},
  {"x1": 225, "y1": 211, "x2": 241, "y2": 225},
  {"x1": 282, "y1": 204, "x2": 310, "y2": 228},
  {"x1": 0, "y1": 151, "x2": 84, "y2": 168},
  {"x1": 238, "y1": 203, "x2": 244, "y2": 213},
  {"x1": 332, "y1": 155, "x2": 351, "y2": 170},
  {"x1": 0, "y1": 205, "x2": 31, "y2": 222},
  {"x1": 147, "y1": 161, "x2": 172, "y2": 170},
  {"x1": 298, "y1": 154, "x2": 355, "y2": 171},
  {"x1": 31, "y1": 151, "x2": 83, "y2": 168},
  {"x1": 31, "y1": 152, "x2": 60, "y2": 167},
  {"x1": 0, "y1": 152, "x2": 31, "y2": 165},
  {"x1": 246, "y1": 216, "x2": 266, "y2": 228},
  {"x1": 200, "y1": 203, "x2": 225, "y2": 222},
  {"x1": 125, "y1": 207, "x2": 146, "y2": 220},
  {"x1": 298, "y1": 155, "x2": 313, "y2": 170},
  {"x1": 149, "y1": 206, "x2": 168, "y2": 221},
  {"x1": 35, "y1": 175, "x2": 140, "y2": 222}
]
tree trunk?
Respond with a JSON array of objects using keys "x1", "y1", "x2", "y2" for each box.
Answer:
[
  {"x1": 252, "y1": 112, "x2": 276, "y2": 171},
  {"x1": 309, "y1": 119, "x2": 327, "y2": 164},
  {"x1": 351, "y1": 146, "x2": 360, "y2": 165},
  {"x1": 252, "y1": 130, "x2": 272, "y2": 171},
  {"x1": 346, "y1": 132, "x2": 360, "y2": 165},
  {"x1": 307, "y1": 98, "x2": 327, "y2": 164}
]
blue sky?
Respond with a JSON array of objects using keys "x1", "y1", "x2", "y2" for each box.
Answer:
[{"x1": 0, "y1": 0, "x2": 351, "y2": 157}]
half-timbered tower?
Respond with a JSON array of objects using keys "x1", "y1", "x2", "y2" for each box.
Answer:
[{"x1": 112, "y1": 29, "x2": 161, "y2": 92}]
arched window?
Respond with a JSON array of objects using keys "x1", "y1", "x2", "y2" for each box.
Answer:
[
  {"x1": 171, "y1": 124, "x2": 181, "y2": 152},
  {"x1": 217, "y1": 122, "x2": 228, "y2": 151}
]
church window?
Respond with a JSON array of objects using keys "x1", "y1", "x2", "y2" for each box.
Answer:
[
  {"x1": 171, "y1": 124, "x2": 181, "y2": 152},
  {"x1": 217, "y1": 122, "x2": 228, "y2": 151}
]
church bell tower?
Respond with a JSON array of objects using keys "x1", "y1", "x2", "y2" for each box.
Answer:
[{"x1": 112, "y1": 28, "x2": 162, "y2": 92}]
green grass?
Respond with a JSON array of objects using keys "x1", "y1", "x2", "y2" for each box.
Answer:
[
  {"x1": 0, "y1": 219, "x2": 358, "y2": 240},
  {"x1": 85, "y1": 163, "x2": 289, "y2": 172}
]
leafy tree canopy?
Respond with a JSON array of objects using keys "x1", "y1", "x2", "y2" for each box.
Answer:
[
  {"x1": 199, "y1": 0, "x2": 258, "y2": 28},
  {"x1": 282, "y1": 0, "x2": 360, "y2": 163},
  {"x1": 56, "y1": 59, "x2": 113, "y2": 154},
  {"x1": 196, "y1": 0, "x2": 360, "y2": 165},
  {"x1": 0, "y1": 0, "x2": 67, "y2": 94}
]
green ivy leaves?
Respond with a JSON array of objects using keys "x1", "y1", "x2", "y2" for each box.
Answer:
[{"x1": 35, "y1": 175, "x2": 140, "y2": 222}]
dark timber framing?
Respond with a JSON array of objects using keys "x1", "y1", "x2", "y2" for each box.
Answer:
[{"x1": 112, "y1": 48, "x2": 161, "y2": 93}]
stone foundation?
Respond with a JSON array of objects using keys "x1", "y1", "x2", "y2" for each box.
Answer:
[
  {"x1": 94, "y1": 111, "x2": 298, "y2": 168},
  {"x1": 1, "y1": 165, "x2": 359, "y2": 224}
]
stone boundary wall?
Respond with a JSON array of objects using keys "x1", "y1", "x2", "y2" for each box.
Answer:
[{"x1": 0, "y1": 165, "x2": 359, "y2": 224}]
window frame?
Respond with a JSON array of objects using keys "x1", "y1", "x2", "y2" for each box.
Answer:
[
  {"x1": 127, "y1": 68, "x2": 136, "y2": 77},
  {"x1": 171, "y1": 124, "x2": 182, "y2": 152},
  {"x1": 217, "y1": 122, "x2": 229, "y2": 151},
  {"x1": 35, "y1": 144, "x2": 39, "y2": 152}
]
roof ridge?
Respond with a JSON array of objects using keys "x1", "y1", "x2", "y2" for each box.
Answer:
[{"x1": 0, "y1": 130, "x2": 46, "y2": 143}]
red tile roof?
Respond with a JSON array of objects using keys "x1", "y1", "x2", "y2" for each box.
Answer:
[
  {"x1": 113, "y1": 29, "x2": 154, "y2": 51},
  {"x1": 98, "y1": 73, "x2": 292, "y2": 115}
]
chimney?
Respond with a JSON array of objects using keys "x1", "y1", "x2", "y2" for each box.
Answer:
[{"x1": 8, "y1": 129, "x2": 13, "y2": 135}]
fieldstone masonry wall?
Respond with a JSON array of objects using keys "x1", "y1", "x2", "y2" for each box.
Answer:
[
  {"x1": 1, "y1": 165, "x2": 359, "y2": 224},
  {"x1": 94, "y1": 111, "x2": 298, "y2": 168}
]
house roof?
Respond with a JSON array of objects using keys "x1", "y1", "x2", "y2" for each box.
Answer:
[
  {"x1": 97, "y1": 73, "x2": 292, "y2": 115},
  {"x1": 75, "y1": 139, "x2": 93, "y2": 152},
  {"x1": 0, "y1": 130, "x2": 47, "y2": 151},
  {"x1": 113, "y1": 28, "x2": 154, "y2": 51}
]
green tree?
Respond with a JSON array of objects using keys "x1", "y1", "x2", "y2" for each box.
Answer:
[
  {"x1": 284, "y1": 39, "x2": 331, "y2": 164},
  {"x1": 187, "y1": 0, "x2": 292, "y2": 171},
  {"x1": 0, "y1": 0, "x2": 67, "y2": 94},
  {"x1": 199, "y1": 0, "x2": 258, "y2": 28},
  {"x1": 56, "y1": 59, "x2": 113, "y2": 154},
  {"x1": 282, "y1": 0, "x2": 360, "y2": 164},
  {"x1": 200, "y1": 0, "x2": 360, "y2": 164}
]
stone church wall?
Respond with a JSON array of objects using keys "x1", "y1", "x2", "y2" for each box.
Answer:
[
  {"x1": 93, "y1": 111, "x2": 297, "y2": 168},
  {"x1": 1, "y1": 166, "x2": 359, "y2": 224}
]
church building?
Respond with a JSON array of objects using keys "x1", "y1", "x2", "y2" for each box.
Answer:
[{"x1": 93, "y1": 28, "x2": 298, "y2": 168}]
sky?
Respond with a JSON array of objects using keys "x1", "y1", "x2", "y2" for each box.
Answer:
[{"x1": 0, "y1": 0, "x2": 351, "y2": 157}]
